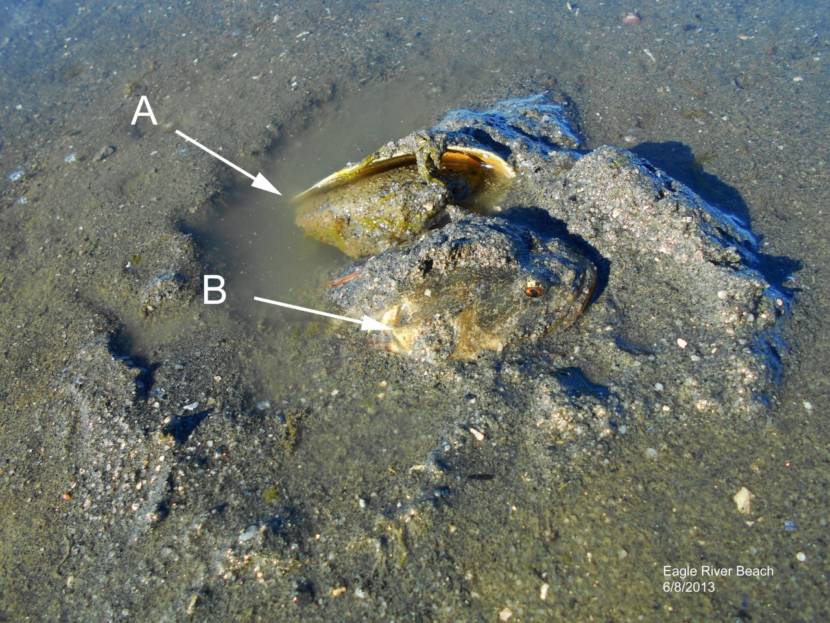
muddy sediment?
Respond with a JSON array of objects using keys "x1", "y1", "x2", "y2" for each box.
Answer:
[{"x1": 1, "y1": 2, "x2": 829, "y2": 621}]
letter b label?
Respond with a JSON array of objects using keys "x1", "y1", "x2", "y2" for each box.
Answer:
[{"x1": 204, "y1": 275, "x2": 227, "y2": 305}]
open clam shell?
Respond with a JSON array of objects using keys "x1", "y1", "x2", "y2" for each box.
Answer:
[
  {"x1": 293, "y1": 144, "x2": 515, "y2": 258},
  {"x1": 294, "y1": 146, "x2": 515, "y2": 202}
]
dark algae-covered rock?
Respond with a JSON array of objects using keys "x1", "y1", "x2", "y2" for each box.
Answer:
[{"x1": 303, "y1": 93, "x2": 789, "y2": 426}]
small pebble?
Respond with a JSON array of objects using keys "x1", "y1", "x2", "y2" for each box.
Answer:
[
  {"x1": 64, "y1": 152, "x2": 77, "y2": 163},
  {"x1": 469, "y1": 427, "x2": 485, "y2": 442},
  {"x1": 8, "y1": 169, "x2": 24, "y2": 182},
  {"x1": 644, "y1": 447, "x2": 658, "y2": 459},
  {"x1": 803, "y1": 401, "x2": 813, "y2": 412},
  {"x1": 622, "y1": 12, "x2": 641, "y2": 25},
  {"x1": 499, "y1": 608, "x2": 512, "y2": 621},
  {"x1": 733, "y1": 486, "x2": 754, "y2": 515},
  {"x1": 95, "y1": 144, "x2": 116, "y2": 161},
  {"x1": 256, "y1": 400, "x2": 271, "y2": 411},
  {"x1": 796, "y1": 552, "x2": 806, "y2": 562},
  {"x1": 539, "y1": 582, "x2": 549, "y2": 600},
  {"x1": 183, "y1": 401, "x2": 199, "y2": 411},
  {"x1": 676, "y1": 338, "x2": 688, "y2": 349},
  {"x1": 654, "y1": 382, "x2": 664, "y2": 392}
]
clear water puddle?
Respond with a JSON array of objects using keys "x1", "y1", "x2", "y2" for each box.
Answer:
[
  {"x1": 184, "y1": 76, "x2": 493, "y2": 490},
  {"x1": 189, "y1": 76, "x2": 483, "y2": 323}
]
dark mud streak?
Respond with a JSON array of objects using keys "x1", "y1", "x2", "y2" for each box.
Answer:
[
  {"x1": 633, "y1": 141, "x2": 802, "y2": 295},
  {"x1": 176, "y1": 215, "x2": 225, "y2": 276},
  {"x1": 633, "y1": 141, "x2": 751, "y2": 224},
  {"x1": 447, "y1": 127, "x2": 513, "y2": 158},
  {"x1": 107, "y1": 326, "x2": 159, "y2": 401},
  {"x1": 174, "y1": 179, "x2": 247, "y2": 275},
  {"x1": 753, "y1": 329, "x2": 787, "y2": 389},
  {"x1": 162, "y1": 409, "x2": 211, "y2": 444},
  {"x1": 149, "y1": 472, "x2": 175, "y2": 523},
  {"x1": 552, "y1": 367, "x2": 611, "y2": 400}
]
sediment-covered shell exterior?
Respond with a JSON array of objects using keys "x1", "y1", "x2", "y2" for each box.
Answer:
[{"x1": 328, "y1": 215, "x2": 597, "y2": 361}]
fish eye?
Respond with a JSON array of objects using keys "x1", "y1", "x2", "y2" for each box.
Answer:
[{"x1": 524, "y1": 282, "x2": 545, "y2": 298}]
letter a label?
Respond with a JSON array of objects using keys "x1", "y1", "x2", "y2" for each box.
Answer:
[{"x1": 131, "y1": 95, "x2": 158, "y2": 125}]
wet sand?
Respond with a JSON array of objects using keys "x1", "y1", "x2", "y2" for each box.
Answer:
[{"x1": 1, "y1": 1, "x2": 828, "y2": 620}]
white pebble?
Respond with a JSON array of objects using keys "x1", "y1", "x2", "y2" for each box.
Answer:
[
  {"x1": 645, "y1": 447, "x2": 658, "y2": 459},
  {"x1": 733, "y1": 486, "x2": 754, "y2": 515},
  {"x1": 499, "y1": 608, "x2": 512, "y2": 621},
  {"x1": 796, "y1": 552, "x2": 806, "y2": 562},
  {"x1": 654, "y1": 382, "x2": 664, "y2": 392},
  {"x1": 676, "y1": 338, "x2": 688, "y2": 349},
  {"x1": 238, "y1": 525, "x2": 259, "y2": 542},
  {"x1": 539, "y1": 582, "x2": 549, "y2": 600},
  {"x1": 803, "y1": 401, "x2": 813, "y2": 412}
]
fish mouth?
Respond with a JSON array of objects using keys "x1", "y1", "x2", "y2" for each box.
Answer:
[{"x1": 554, "y1": 262, "x2": 598, "y2": 331}]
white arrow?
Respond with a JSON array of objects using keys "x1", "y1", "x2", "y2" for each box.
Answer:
[
  {"x1": 253, "y1": 296, "x2": 392, "y2": 332},
  {"x1": 174, "y1": 130, "x2": 281, "y2": 196}
]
